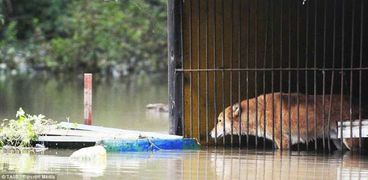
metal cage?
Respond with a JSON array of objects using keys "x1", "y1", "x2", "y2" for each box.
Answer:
[{"x1": 168, "y1": 0, "x2": 368, "y2": 151}]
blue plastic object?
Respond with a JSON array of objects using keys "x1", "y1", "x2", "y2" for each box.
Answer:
[{"x1": 102, "y1": 138, "x2": 200, "y2": 152}]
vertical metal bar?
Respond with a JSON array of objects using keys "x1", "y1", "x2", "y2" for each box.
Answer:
[
  {"x1": 340, "y1": 0, "x2": 345, "y2": 149},
  {"x1": 313, "y1": 0, "x2": 318, "y2": 151},
  {"x1": 296, "y1": 0, "x2": 301, "y2": 151},
  {"x1": 279, "y1": 0, "x2": 284, "y2": 151},
  {"x1": 305, "y1": 1, "x2": 310, "y2": 151},
  {"x1": 230, "y1": 0, "x2": 234, "y2": 147},
  {"x1": 205, "y1": 0, "x2": 209, "y2": 145},
  {"x1": 263, "y1": 0, "x2": 269, "y2": 150},
  {"x1": 327, "y1": 0, "x2": 337, "y2": 150},
  {"x1": 254, "y1": 0, "x2": 259, "y2": 148},
  {"x1": 322, "y1": 0, "x2": 327, "y2": 151},
  {"x1": 238, "y1": 0, "x2": 242, "y2": 147},
  {"x1": 221, "y1": 0, "x2": 226, "y2": 145},
  {"x1": 197, "y1": 0, "x2": 201, "y2": 143},
  {"x1": 287, "y1": 0, "x2": 292, "y2": 150},
  {"x1": 213, "y1": 0, "x2": 218, "y2": 146},
  {"x1": 189, "y1": 0, "x2": 193, "y2": 138},
  {"x1": 271, "y1": 0, "x2": 275, "y2": 150},
  {"x1": 181, "y1": 1, "x2": 185, "y2": 137},
  {"x1": 246, "y1": 0, "x2": 250, "y2": 148},
  {"x1": 359, "y1": 0, "x2": 364, "y2": 152},
  {"x1": 349, "y1": 0, "x2": 355, "y2": 151}
]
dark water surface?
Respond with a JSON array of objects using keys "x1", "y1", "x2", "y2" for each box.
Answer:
[{"x1": 1, "y1": 75, "x2": 368, "y2": 179}]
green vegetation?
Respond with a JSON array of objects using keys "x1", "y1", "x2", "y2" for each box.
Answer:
[
  {"x1": 0, "y1": 0, "x2": 167, "y2": 77},
  {"x1": 0, "y1": 108, "x2": 56, "y2": 147}
]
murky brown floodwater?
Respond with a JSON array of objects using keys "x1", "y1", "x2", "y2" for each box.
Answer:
[
  {"x1": 0, "y1": 74, "x2": 169, "y2": 133},
  {"x1": 1, "y1": 149, "x2": 368, "y2": 179},
  {"x1": 1, "y1": 75, "x2": 368, "y2": 179}
]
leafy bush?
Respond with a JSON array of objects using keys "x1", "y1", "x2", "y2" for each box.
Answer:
[{"x1": 0, "y1": 108, "x2": 56, "y2": 147}]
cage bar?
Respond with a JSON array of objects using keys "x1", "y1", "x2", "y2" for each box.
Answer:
[
  {"x1": 271, "y1": 0, "x2": 275, "y2": 150},
  {"x1": 288, "y1": 0, "x2": 292, "y2": 150},
  {"x1": 313, "y1": 0, "x2": 318, "y2": 151},
  {"x1": 221, "y1": 0, "x2": 226, "y2": 146},
  {"x1": 340, "y1": 0, "x2": 345, "y2": 150},
  {"x1": 279, "y1": 0, "x2": 284, "y2": 151},
  {"x1": 327, "y1": 0, "x2": 337, "y2": 150},
  {"x1": 296, "y1": 0, "x2": 301, "y2": 151},
  {"x1": 230, "y1": 0, "x2": 234, "y2": 147},
  {"x1": 213, "y1": 0, "x2": 218, "y2": 146},
  {"x1": 254, "y1": 0, "x2": 259, "y2": 148},
  {"x1": 238, "y1": 0, "x2": 243, "y2": 148},
  {"x1": 196, "y1": 0, "x2": 201, "y2": 143},
  {"x1": 359, "y1": 0, "x2": 364, "y2": 152},
  {"x1": 305, "y1": 1, "x2": 310, "y2": 151},
  {"x1": 349, "y1": 0, "x2": 355, "y2": 151},
  {"x1": 189, "y1": 0, "x2": 193, "y2": 138},
  {"x1": 205, "y1": 0, "x2": 209, "y2": 145},
  {"x1": 322, "y1": 0, "x2": 327, "y2": 151},
  {"x1": 246, "y1": 0, "x2": 250, "y2": 148}
]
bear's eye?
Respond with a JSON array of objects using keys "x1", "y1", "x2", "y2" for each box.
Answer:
[{"x1": 218, "y1": 119, "x2": 222, "y2": 122}]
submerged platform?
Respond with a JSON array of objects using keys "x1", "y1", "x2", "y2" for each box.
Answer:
[{"x1": 36, "y1": 122, "x2": 199, "y2": 151}]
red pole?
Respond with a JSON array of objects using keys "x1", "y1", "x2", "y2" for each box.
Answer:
[{"x1": 84, "y1": 73, "x2": 92, "y2": 125}]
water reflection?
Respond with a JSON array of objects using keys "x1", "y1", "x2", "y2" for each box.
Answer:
[{"x1": 1, "y1": 149, "x2": 368, "y2": 179}]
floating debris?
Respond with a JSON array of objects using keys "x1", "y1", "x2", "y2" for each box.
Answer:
[
  {"x1": 1, "y1": 109, "x2": 200, "y2": 152},
  {"x1": 102, "y1": 138, "x2": 200, "y2": 152},
  {"x1": 146, "y1": 103, "x2": 169, "y2": 112},
  {"x1": 70, "y1": 145, "x2": 106, "y2": 160},
  {"x1": 2, "y1": 144, "x2": 48, "y2": 153},
  {"x1": 38, "y1": 122, "x2": 200, "y2": 152}
]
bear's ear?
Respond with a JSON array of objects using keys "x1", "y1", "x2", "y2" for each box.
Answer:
[{"x1": 232, "y1": 103, "x2": 241, "y2": 117}]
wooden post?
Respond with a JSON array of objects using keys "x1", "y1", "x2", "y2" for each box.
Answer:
[
  {"x1": 84, "y1": 73, "x2": 93, "y2": 125},
  {"x1": 168, "y1": 0, "x2": 183, "y2": 135}
]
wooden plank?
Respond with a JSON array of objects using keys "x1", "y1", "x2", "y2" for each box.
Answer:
[
  {"x1": 41, "y1": 129, "x2": 137, "y2": 139},
  {"x1": 58, "y1": 122, "x2": 183, "y2": 139},
  {"x1": 37, "y1": 136, "x2": 98, "y2": 143}
]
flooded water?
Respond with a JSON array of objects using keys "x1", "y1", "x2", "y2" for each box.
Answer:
[
  {"x1": 0, "y1": 74, "x2": 169, "y2": 133},
  {"x1": 1, "y1": 75, "x2": 368, "y2": 179},
  {"x1": 1, "y1": 149, "x2": 368, "y2": 179}
]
